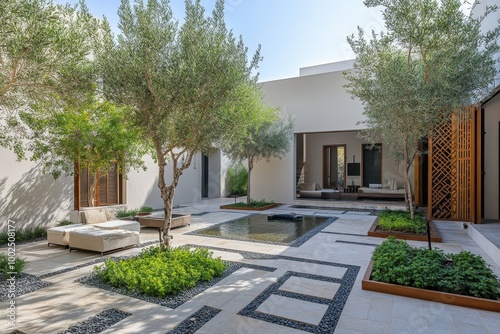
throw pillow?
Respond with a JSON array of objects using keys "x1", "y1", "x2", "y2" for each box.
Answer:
[{"x1": 84, "y1": 209, "x2": 108, "y2": 224}]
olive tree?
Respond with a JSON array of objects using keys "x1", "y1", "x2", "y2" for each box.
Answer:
[
  {"x1": 344, "y1": 0, "x2": 500, "y2": 219},
  {"x1": 99, "y1": 0, "x2": 261, "y2": 246},
  {"x1": 222, "y1": 85, "x2": 294, "y2": 204},
  {"x1": 0, "y1": 0, "x2": 104, "y2": 158},
  {"x1": 21, "y1": 96, "x2": 146, "y2": 207}
]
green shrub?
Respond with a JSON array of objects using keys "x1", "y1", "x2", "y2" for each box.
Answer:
[
  {"x1": 0, "y1": 254, "x2": 26, "y2": 279},
  {"x1": 93, "y1": 246, "x2": 226, "y2": 297},
  {"x1": 230, "y1": 199, "x2": 275, "y2": 208},
  {"x1": 0, "y1": 226, "x2": 47, "y2": 245},
  {"x1": 139, "y1": 206, "x2": 154, "y2": 213},
  {"x1": 377, "y1": 209, "x2": 426, "y2": 234},
  {"x1": 115, "y1": 209, "x2": 140, "y2": 219},
  {"x1": 57, "y1": 220, "x2": 74, "y2": 226},
  {"x1": 371, "y1": 237, "x2": 500, "y2": 299},
  {"x1": 226, "y1": 164, "x2": 248, "y2": 196}
]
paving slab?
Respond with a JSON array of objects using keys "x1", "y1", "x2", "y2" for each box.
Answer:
[
  {"x1": 255, "y1": 294, "x2": 328, "y2": 326},
  {"x1": 278, "y1": 276, "x2": 340, "y2": 299}
]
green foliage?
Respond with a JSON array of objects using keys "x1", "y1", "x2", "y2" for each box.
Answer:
[
  {"x1": 377, "y1": 209, "x2": 426, "y2": 234},
  {"x1": 371, "y1": 237, "x2": 500, "y2": 299},
  {"x1": 229, "y1": 199, "x2": 275, "y2": 208},
  {"x1": 56, "y1": 220, "x2": 75, "y2": 227},
  {"x1": 94, "y1": 246, "x2": 226, "y2": 297},
  {"x1": 0, "y1": 227, "x2": 47, "y2": 245},
  {"x1": 99, "y1": 0, "x2": 261, "y2": 246},
  {"x1": 139, "y1": 206, "x2": 154, "y2": 213},
  {"x1": 115, "y1": 209, "x2": 140, "y2": 219},
  {"x1": 22, "y1": 96, "x2": 146, "y2": 207},
  {"x1": 344, "y1": 0, "x2": 500, "y2": 217},
  {"x1": 221, "y1": 85, "x2": 294, "y2": 204},
  {"x1": 0, "y1": 254, "x2": 26, "y2": 279},
  {"x1": 226, "y1": 164, "x2": 248, "y2": 196},
  {"x1": 0, "y1": 0, "x2": 105, "y2": 159}
]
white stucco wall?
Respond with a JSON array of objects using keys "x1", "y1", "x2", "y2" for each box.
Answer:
[
  {"x1": 261, "y1": 69, "x2": 365, "y2": 133},
  {"x1": 472, "y1": 0, "x2": 500, "y2": 86},
  {"x1": 0, "y1": 147, "x2": 73, "y2": 230},
  {"x1": 483, "y1": 93, "x2": 500, "y2": 219},
  {"x1": 125, "y1": 153, "x2": 204, "y2": 210},
  {"x1": 251, "y1": 150, "x2": 295, "y2": 204},
  {"x1": 253, "y1": 66, "x2": 415, "y2": 204}
]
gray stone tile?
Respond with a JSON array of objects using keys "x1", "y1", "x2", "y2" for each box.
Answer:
[
  {"x1": 278, "y1": 276, "x2": 340, "y2": 299},
  {"x1": 255, "y1": 295, "x2": 328, "y2": 326}
]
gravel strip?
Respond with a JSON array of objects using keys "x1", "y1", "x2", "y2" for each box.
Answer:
[
  {"x1": 320, "y1": 231, "x2": 367, "y2": 237},
  {"x1": 0, "y1": 273, "x2": 52, "y2": 302},
  {"x1": 186, "y1": 216, "x2": 337, "y2": 247},
  {"x1": 238, "y1": 268, "x2": 359, "y2": 334},
  {"x1": 167, "y1": 305, "x2": 221, "y2": 334},
  {"x1": 335, "y1": 240, "x2": 378, "y2": 247},
  {"x1": 57, "y1": 308, "x2": 131, "y2": 334},
  {"x1": 76, "y1": 261, "x2": 275, "y2": 309}
]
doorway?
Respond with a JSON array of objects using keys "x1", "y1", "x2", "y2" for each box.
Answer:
[
  {"x1": 322, "y1": 145, "x2": 346, "y2": 190},
  {"x1": 362, "y1": 144, "x2": 382, "y2": 187},
  {"x1": 201, "y1": 154, "x2": 209, "y2": 198}
]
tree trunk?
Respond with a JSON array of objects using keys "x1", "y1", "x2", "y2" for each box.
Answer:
[
  {"x1": 162, "y1": 186, "x2": 175, "y2": 248},
  {"x1": 247, "y1": 158, "x2": 253, "y2": 205},
  {"x1": 88, "y1": 170, "x2": 98, "y2": 207},
  {"x1": 155, "y1": 144, "x2": 195, "y2": 248},
  {"x1": 403, "y1": 144, "x2": 415, "y2": 220}
]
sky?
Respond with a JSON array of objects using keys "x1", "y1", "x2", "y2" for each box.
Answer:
[{"x1": 56, "y1": 0, "x2": 387, "y2": 82}]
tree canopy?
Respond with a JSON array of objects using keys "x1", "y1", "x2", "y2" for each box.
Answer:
[
  {"x1": 0, "y1": 0, "x2": 104, "y2": 158},
  {"x1": 21, "y1": 95, "x2": 146, "y2": 207},
  {"x1": 99, "y1": 0, "x2": 261, "y2": 246},
  {"x1": 344, "y1": 0, "x2": 500, "y2": 218},
  {"x1": 223, "y1": 85, "x2": 294, "y2": 204}
]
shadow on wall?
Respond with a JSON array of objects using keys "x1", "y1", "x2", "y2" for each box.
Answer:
[{"x1": 0, "y1": 164, "x2": 73, "y2": 231}]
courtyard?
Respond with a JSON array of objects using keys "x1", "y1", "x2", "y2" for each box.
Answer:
[{"x1": 2, "y1": 198, "x2": 499, "y2": 334}]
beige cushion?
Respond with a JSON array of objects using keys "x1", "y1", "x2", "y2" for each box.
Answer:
[
  {"x1": 84, "y1": 210, "x2": 108, "y2": 225},
  {"x1": 104, "y1": 208, "x2": 116, "y2": 221}
]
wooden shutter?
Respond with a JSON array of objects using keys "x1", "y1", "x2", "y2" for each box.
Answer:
[{"x1": 76, "y1": 162, "x2": 122, "y2": 208}]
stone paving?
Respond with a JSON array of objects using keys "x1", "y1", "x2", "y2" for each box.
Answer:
[{"x1": 1, "y1": 198, "x2": 500, "y2": 333}]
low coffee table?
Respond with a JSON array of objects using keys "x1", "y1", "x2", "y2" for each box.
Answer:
[{"x1": 138, "y1": 214, "x2": 191, "y2": 242}]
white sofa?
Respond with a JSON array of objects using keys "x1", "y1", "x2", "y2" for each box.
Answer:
[
  {"x1": 47, "y1": 208, "x2": 141, "y2": 254},
  {"x1": 69, "y1": 227, "x2": 139, "y2": 256}
]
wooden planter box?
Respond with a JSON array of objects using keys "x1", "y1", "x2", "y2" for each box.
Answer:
[
  {"x1": 362, "y1": 260, "x2": 500, "y2": 312},
  {"x1": 220, "y1": 203, "x2": 282, "y2": 211},
  {"x1": 368, "y1": 218, "x2": 442, "y2": 242}
]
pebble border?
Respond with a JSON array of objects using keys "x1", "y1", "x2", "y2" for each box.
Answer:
[
  {"x1": 184, "y1": 244, "x2": 360, "y2": 333},
  {"x1": 320, "y1": 231, "x2": 368, "y2": 237},
  {"x1": 238, "y1": 269, "x2": 358, "y2": 333},
  {"x1": 76, "y1": 261, "x2": 275, "y2": 309},
  {"x1": 0, "y1": 273, "x2": 52, "y2": 302},
  {"x1": 335, "y1": 240, "x2": 378, "y2": 247},
  {"x1": 58, "y1": 308, "x2": 131, "y2": 334},
  {"x1": 167, "y1": 305, "x2": 221, "y2": 334},
  {"x1": 186, "y1": 216, "x2": 337, "y2": 247}
]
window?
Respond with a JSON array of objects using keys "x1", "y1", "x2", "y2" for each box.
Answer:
[{"x1": 74, "y1": 162, "x2": 123, "y2": 209}]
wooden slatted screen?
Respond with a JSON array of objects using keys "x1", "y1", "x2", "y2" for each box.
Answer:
[
  {"x1": 75, "y1": 162, "x2": 121, "y2": 209},
  {"x1": 429, "y1": 108, "x2": 476, "y2": 222}
]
